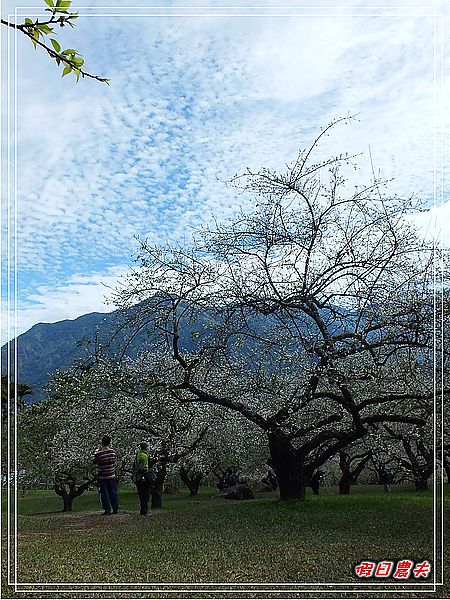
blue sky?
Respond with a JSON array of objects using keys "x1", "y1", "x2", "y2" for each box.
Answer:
[{"x1": 1, "y1": 0, "x2": 449, "y2": 343}]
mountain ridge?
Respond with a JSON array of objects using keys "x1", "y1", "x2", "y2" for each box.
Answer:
[
  {"x1": 1, "y1": 301, "x2": 349, "y2": 401},
  {"x1": 1, "y1": 308, "x2": 134, "y2": 399}
]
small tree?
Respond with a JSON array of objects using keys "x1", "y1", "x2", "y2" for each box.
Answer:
[
  {"x1": 19, "y1": 368, "x2": 121, "y2": 511},
  {"x1": 178, "y1": 409, "x2": 269, "y2": 495},
  {"x1": 19, "y1": 382, "x2": 103, "y2": 511},
  {"x1": 18, "y1": 401, "x2": 54, "y2": 493},
  {"x1": 338, "y1": 446, "x2": 373, "y2": 495},
  {"x1": 128, "y1": 395, "x2": 210, "y2": 509},
  {"x1": 53, "y1": 471, "x2": 96, "y2": 512},
  {"x1": 46, "y1": 355, "x2": 218, "y2": 509},
  {"x1": 381, "y1": 422, "x2": 433, "y2": 491}
]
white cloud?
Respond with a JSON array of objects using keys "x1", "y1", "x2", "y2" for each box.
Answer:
[
  {"x1": 409, "y1": 201, "x2": 450, "y2": 247},
  {"x1": 1, "y1": 0, "x2": 449, "y2": 343},
  {"x1": 1, "y1": 265, "x2": 128, "y2": 344}
]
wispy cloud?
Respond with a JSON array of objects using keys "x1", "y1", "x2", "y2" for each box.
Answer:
[
  {"x1": 1, "y1": 265, "x2": 128, "y2": 343},
  {"x1": 1, "y1": 0, "x2": 448, "y2": 343}
]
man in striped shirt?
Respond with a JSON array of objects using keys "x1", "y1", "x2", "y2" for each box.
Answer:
[{"x1": 93, "y1": 435, "x2": 119, "y2": 515}]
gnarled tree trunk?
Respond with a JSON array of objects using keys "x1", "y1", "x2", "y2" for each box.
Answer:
[
  {"x1": 338, "y1": 451, "x2": 352, "y2": 495},
  {"x1": 179, "y1": 466, "x2": 205, "y2": 496},
  {"x1": 414, "y1": 477, "x2": 428, "y2": 491},
  {"x1": 268, "y1": 430, "x2": 305, "y2": 501},
  {"x1": 444, "y1": 461, "x2": 450, "y2": 485},
  {"x1": 151, "y1": 463, "x2": 167, "y2": 509},
  {"x1": 339, "y1": 474, "x2": 352, "y2": 495},
  {"x1": 54, "y1": 477, "x2": 94, "y2": 512},
  {"x1": 338, "y1": 450, "x2": 372, "y2": 495}
]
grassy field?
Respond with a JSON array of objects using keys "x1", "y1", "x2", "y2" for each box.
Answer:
[{"x1": 2, "y1": 483, "x2": 449, "y2": 598}]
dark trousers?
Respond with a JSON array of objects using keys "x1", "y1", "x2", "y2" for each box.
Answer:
[
  {"x1": 99, "y1": 477, "x2": 119, "y2": 513},
  {"x1": 136, "y1": 480, "x2": 150, "y2": 515}
]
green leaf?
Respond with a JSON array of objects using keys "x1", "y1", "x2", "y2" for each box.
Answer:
[
  {"x1": 59, "y1": 1, "x2": 72, "y2": 6},
  {"x1": 61, "y1": 49, "x2": 77, "y2": 55},
  {"x1": 37, "y1": 24, "x2": 53, "y2": 33},
  {"x1": 56, "y1": 57, "x2": 61, "y2": 65},
  {"x1": 62, "y1": 65, "x2": 72, "y2": 77},
  {"x1": 31, "y1": 38, "x2": 37, "y2": 49},
  {"x1": 24, "y1": 18, "x2": 33, "y2": 24},
  {"x1": 50, "y1": 38, "x2": 61, "y2": 52},
  {"x1": 74, "y1": 68, "x2": 81, "y2": 82},
  {"x1": 43, "y1": 0, "x2": 55, "y2": 7},
  {"x1": 72, "y1": 57, "x2": 84, "y2": 67}
]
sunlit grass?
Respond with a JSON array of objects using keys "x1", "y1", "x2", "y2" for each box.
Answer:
[{"x1": 2, "y1": 484, "x2": 448, "y2": 596}]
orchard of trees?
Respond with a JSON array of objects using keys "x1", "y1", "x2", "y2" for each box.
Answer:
[{"x1": 13, "y1": 118, "x2": 449, "y2": 511}]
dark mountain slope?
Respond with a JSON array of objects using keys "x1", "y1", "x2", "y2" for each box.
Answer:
[
  {"x1": 1, "y1": 310, "x2": 142, "y2": 399},
  {"x1": 1, "y1": 301, "x2": 352, "y2": 401}
]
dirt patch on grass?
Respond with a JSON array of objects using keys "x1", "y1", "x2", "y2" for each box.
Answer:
[
  {"x1": 62, "y1": 511, "x2": 134, "y2": 532},
  {"x1": 17, "y1": 511, "x2": 135, "y2": 537}
]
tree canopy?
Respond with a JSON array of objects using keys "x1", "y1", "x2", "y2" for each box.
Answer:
[{"x1": 112, "y1": 118, "x2": 439, "y2": 500}]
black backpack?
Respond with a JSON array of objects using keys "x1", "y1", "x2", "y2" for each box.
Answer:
[
  {"x1": 144, "y1": 468, "x2": 157, "y2": 488},
  {"x1": 132, "y1": 454, "x2": 157, "y2": 489}
]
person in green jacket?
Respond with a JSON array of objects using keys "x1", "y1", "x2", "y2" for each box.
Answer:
[{"x1": 133, "y1": 442, "x2": 151, "y2": 515}]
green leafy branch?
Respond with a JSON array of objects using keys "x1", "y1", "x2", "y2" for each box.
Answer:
[{"x1": 1, "y1": 0, "x2": 109, "y2": 84}]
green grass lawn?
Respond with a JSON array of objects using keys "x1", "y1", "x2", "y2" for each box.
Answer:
[{"x1": 2, "y1": 484, "x2": 449, "y2": 598}]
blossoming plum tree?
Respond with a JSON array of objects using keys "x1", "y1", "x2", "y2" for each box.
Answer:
[
  {"x1": 21, "y1": 356, "x2": 225, "y2": 509},
  {"x1": 19, "y1": 380, "x2": 98, "y2": 511},
  {"x1": 178, "y1": 409, "x2": 269, "y2": 494},
  {"x1": 113, "y1": 118, "x2": 438, "y2": 501}
]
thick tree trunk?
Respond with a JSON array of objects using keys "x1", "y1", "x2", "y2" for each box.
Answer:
[
  {"x1": 151, "y1": 487, "x2": 163, "y2": 509},
  {"x1": 179, "y1": 467, "x2": 204, "y2": 496},
  {"x1": 62, "y1": 495, "x2": 74, "y2": 512},
  {"x1": 186, "y1": 480, "x2": 200, "y2": 496},
  {"x1": 54, "y1": 478, "x2": 95, "y2": 512},
  {"x1": 339, "y1": 475, "x2": 351, "y2": 495},
  {"x1": 54, "y1": 483, "x2": 75, "y2": 512},
  {"x1": 414, "y1": 477, "x2": 428, "y2": 491},
  {"x1": 151, "y1": 464, "x2": 167, "y2": 509},
  {"x1": 268, "y1": 430, "x2": 305, "y2": 501},
  {"x1": 443, "y1": 460, "x2": 450, "y2": 485},
  {"x1": 338, "y1": 452, "x2": 351, "y2": 495},
  {"x1": 338, "y1": 451, "x2": 371, "y2": 495}
]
